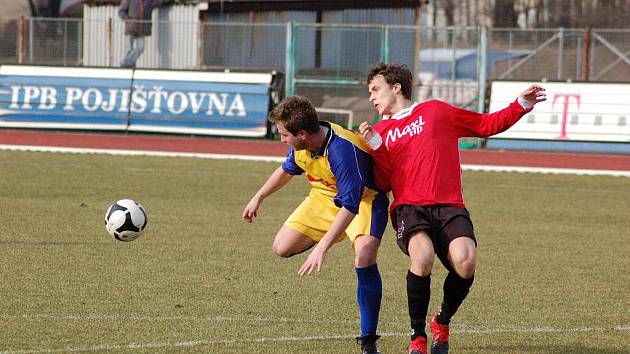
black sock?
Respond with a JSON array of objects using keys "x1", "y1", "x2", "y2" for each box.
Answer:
[
  {"x1": 437, "y1": 272, "x2": 474, "y2": 325},
  {"x1": 407, "y1": 270, "x2": 431, "y2": 339}
]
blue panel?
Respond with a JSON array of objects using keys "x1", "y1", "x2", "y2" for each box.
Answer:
[
  {"x1": 128, "y1": 79, "x2": 270, "y2": 131},
  {"x1": 485, "y1": 139, "x2": 630, "y2": 154},
  {"x1": 418, "y1": 49, "x2": 529, "y2": 80},
  {"x1": 0, "y1": 73, "x2": 131, "y2": 127},
  {"x1": 0, "y1": 66, "x2": 273, "y2": 136}
]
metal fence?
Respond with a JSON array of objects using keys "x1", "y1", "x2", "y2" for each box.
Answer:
[
  {"x1": 2, "y1": 16, "x2": 629, "y2": 123},
  {"x1": 491, "y1": 28, "x2": 630, "y2": 82},
  {"x1": 202, "y1": 22, "x2": 288, "y2": 70},
  {"x1": 0, "y1": 17, "x2": 83, "y2": 66},
  {"x1": 288, "y1": 24, "x2": 482, "y2": 121}
]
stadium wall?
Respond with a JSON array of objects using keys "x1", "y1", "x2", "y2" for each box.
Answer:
[
  {"x1": 0, "y1": 65, "x2": 282, "y2": 138},
  {"x1": 488, "y1": 80, "x2": 630, "y2": 154}
]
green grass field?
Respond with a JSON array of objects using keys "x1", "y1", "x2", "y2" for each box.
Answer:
[{"x1": 0, "y1": 150, "x2": 628, "y2": 353}]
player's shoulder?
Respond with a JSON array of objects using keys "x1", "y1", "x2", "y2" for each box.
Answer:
[
  {"x1": 419, "y1": 99, "x2": 450, "y2": 109},
  {"x1": 374, "y1": 101, "x2": 430, "y2": 128},
  {"x1": 414, "y1": 99, "x2": 455, "y2": 118},
  {"x1": 286, "y1": 146, "x2": 303, "y2": 163},
  {"x1": 328, "y1": 122, "x2": 369, "y2": 152}
]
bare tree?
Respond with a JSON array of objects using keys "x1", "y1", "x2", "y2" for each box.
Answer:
[
  {"x1": 494, "y1": 0, "x2": 518, "y2": 27},
  {"x1": 523, "y1": 0, "x2": 630, "y2": 28},
  {"x1": 555, "y1": 0, "x2": 571, "y2": 27},
  {"x1": 442, "y1": 0, "x2": 456, "y2": 26},
  {"x1": 27, "y1": 0, "x2": 37, "y2": 16},
  {"x1": 48, "y1": 0, "x2": 62, "y2": 17},
  {"x1": 427, "y1": 0, "x2": 630, "y2": 29},
  {"x1": 574, "y1": 0, "x2": 584, "y2": 26}
]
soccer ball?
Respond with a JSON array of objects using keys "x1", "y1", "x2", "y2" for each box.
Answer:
[{"x1": 104, "y1": 199, "x2": 148, "y2": 242}]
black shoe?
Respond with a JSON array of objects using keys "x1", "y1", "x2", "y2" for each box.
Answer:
[{"x1": 356, "y1": 334, "x2": 382, "y2": 354}]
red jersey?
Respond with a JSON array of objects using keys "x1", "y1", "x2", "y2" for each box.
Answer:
[{"x1": 371, "y1": 99, "x2": 531, "y2": 210}]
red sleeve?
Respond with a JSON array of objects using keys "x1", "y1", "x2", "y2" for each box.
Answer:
[
  {"x1": 370, "y1": 143, "x2": 392, "y2": 193},
  {"x1": 442, "y1": 99, "x2": 531, "y2": 138}
]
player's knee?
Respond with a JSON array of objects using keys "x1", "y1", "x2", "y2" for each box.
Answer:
[
  {"x1": 448, "y1": 237, "x2": 476, "y2": 278},
  {"x1": 354, "y1": 247, "x2": 378, "y2": 267},
  {"x1": 353, "y1": 235, "x2": 380, "y2": 267},
  {"x1": 453, "y1": 256, "x2": 476, "y2": 279},
  {"x1": 272, "y1": 241, "x2": 292, "y2": 258},
  {"x1": 409, "y1": 257, "x2": 433, "y2": 276}
]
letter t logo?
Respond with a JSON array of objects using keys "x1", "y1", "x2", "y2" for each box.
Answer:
[{"x1": 552, "y1": 93, "x2": 581, "y2": 139}]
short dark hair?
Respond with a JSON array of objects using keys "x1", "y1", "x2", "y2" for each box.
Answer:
[
  {"x1": 367, "y1": 62, "x2": 413, "y2": 100},
  {"x1": 268, "y1": 96, "x2": 320, "y2": 135}
]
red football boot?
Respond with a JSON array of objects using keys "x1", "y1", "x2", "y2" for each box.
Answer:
[
  {"x1": 430, "y1": 314, "x2": 450, "y2": 354},
  {"x1": 407, "y1": 335, "x2": 428, "y2": 354}
]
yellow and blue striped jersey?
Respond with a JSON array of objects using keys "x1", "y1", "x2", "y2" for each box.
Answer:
[{"x1": 282, "y1": 122, "x2": 382, "y2": 214}]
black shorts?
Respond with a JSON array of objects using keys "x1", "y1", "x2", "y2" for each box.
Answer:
[{"x1": 391, "y1": 204, "x2": 476, "y2": 271}]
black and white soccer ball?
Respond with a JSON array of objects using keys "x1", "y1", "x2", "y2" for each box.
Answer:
[{"x1": 104, "y1": 199, "x2": 148, "y2": 242}]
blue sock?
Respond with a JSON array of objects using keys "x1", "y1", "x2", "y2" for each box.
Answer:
[{"x1": 356, "y1": 263, "x2": 382, "y2": 337}]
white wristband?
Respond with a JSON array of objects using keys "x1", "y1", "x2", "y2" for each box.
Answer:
[
  {"x1": 367, "y1": 133, "x2": 383, "y2": 150},
  {"x1": 517, "y1": 96, "x2": 534, "y2": 110}
]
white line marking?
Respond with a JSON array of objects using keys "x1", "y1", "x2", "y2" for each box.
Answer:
[
  {"x1": 461, "y1": 163, "x2": 630, "y2": 177},
  {"x1": 0, "y1": 144, "x2": 285, "y2": 163},
  {"x1": 493, "y1": 184, "x2": 621, "y2": 193},
  {"x1": 1, "y1": 326, "x2": 628, "y2": 353},
  {"x1": 1, "y1": 144, "x2": 628, "y2": 177},
  {"x1": 0, "y1": 313, "x2": 334, "y2": 324}
]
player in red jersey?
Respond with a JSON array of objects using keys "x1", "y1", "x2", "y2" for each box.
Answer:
[{"x1": 359, "y1": 62, "x2": 546, "y2": 354}]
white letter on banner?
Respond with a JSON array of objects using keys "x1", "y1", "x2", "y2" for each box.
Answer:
[
  {"x1": 187, "y1": 92, "x2": 206, "y2": 114},
  {"x1": 82, "y1": 88, "x2": 103, "y2": 111},
  {"x1": 118, "y1": 89, "x2": 131, "y2": 112},
  {"x1": 206, "y1": 93, "x2": 227, "y2": 115},
  {"x1": 9, "y1": 86, "x2": 21, "y2": 109},
  {"x1": 148, "y1": 86, "x2": 167, "y2": 113},
  {"x1": 131, "y1": 85, "x2": 148, "y2": 113},
  {"x1": 227, "y1": 94, "x2": 246, "y2": 116},
  {"x1": 101, "y1": 89, "x2": 119, "y2": 112},
  {"x1": 64, "y1": 87, "x2": 82, "y2": 110},
  {"x1": 22, "y1": 86, "x2": 41, "y2": 109},
  {"x1": 38, "y1": 86, "x2": 57, "y2": 109},
  {"x1": 167, "y1": 91, "x2": 188, "y2": 114}
]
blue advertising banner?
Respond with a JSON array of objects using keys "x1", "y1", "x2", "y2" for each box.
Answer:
[
  {"x1": 0, "y1": 66, "x2": 133, "y2": 130},
  {"x1": 128, "y1": 70, "x2": 272, "y2": 136},
  {"x1": 0, "y1": 65, "x2": 276, "y2": 137}
]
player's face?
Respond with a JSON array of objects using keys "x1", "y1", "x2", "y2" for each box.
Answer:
[
  {"x1": 276, "y1": 122, "x2": 308, "y2": 150},
  {"x1": 368, "y1": 74, "x2": 401, "y2": 116}
]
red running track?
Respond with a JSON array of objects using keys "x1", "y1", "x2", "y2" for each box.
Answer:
[{"x1": 1, "y1": 129, "x2": 629, "y2": 171}]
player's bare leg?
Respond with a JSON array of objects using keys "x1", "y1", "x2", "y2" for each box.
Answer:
[
  {"x1": 354, "y1": 234, "x2": 380, "y2": 267},
  {"x1": 406, "y1": 231, "x2": 434, "y2": 354},
  {"x1": 447, "y1": 237, "x2": 476, "y2": 279},
  {"x1": 408, "y1": 231, "x2": 435, "y2": 276},
  {"x1": 271, "y1": 225, "x2": 316, "y2": 257},
  {"x1": 354, "y1": 234, "x2": 383, "y2": 354},
  {"x1": 431, "y1": 237, "x2": 476, "y2": 354}
]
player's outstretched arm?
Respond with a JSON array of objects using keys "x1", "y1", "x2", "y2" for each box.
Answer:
[
  {"x1": 242, "y1": 166, "x2": 292, "y2": 223},
  {"x1": 451, "y1": 84, "x2": 547, "y2": 138},
  {"x1": 298, "y1": 207, "x2": 356, "y2": 276}
]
